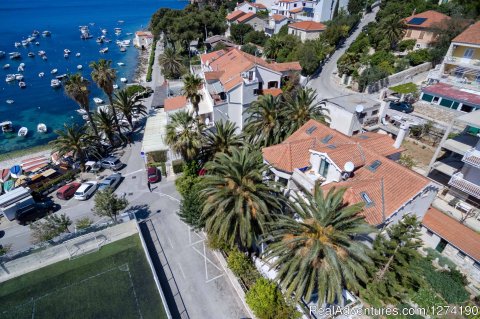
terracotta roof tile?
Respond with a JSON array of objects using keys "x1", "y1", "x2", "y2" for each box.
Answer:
[
  {"x1": 204, "y1": 71, "x2": 224, "y2": 81},
  {"x1": 423, "y1": 207, "x2": 480, "y2": 261},
  {"x1": 271, "y1": 61, "x2": 302, "y2": 72},
  {"x1": 261, "y1": 88, "x2": 283, "y2": 97},
  {"x1": 289, "y1": 21, "x2": 326, "y2": 32},
  {"x1": 200, "y1": 50, "x2": 227, "y2": 65},
  {"x1": 279, "y1": 0, "x2": 300, "y2": 3},
  {"x1": 251, "y1": 3, "x2": 267, "y2": 9},
  {"x1": 164, "y1": 96, "x2": 187, "y2": 112},
  {"x1": 453, "y1": 21, "x2": 480, "y2": 45},
  {"x1": 237, "y1": 12, "x2": 256, "y2": 23},
  {"x1": 404, "y1": 10, "x2": 451, "y2": 29},
  {"x1": 290, "y1": 7, "x2": 303, "y2": 13},
  {"x1": 272, "y1": 14, "x2": 288, "y2": 22},
  {"x1": 226, "y1": 10, "x2": 246, "y2": 22}
]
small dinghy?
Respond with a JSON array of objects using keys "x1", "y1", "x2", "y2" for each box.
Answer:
[
  {"x1": 93, "y1": 97, "x2": 104, "y2": 105},
  {"x1": 37, "y1": 123, "x2": 47, "y2": 133},
  {"x1": 39, "y1": 72, "x2": 44, "y2": 77},
  {"x1": 3, "y1": 180, "x2": 14, "y2": 193},
  {"x1": 18, "y1": 126, "x2": 28, "y2": 137},
  {"x1": 0, "y1": 169, "x2": 10, "y2": 183},
  {"x1": 51, "y1": 68, "x2": 57, "y2": 74},
  {"x1": 6, "y1": 99, "x2": 14, "y2": 104},
  {"x1": 10, "y1": 165, "x2": 22, "y2": 178},
  {"x1": 3, "y1": 64, "x2": 10, "y2": 69},
  {"x1": 77, "y1": 65, "x2": 83, "y2": 70},
  {"x1": 120, "y1": 77, "x2": 127, "y2": 83},
  {"x1": 76, "y1": 53, "x2": 81, "y2": 57}
]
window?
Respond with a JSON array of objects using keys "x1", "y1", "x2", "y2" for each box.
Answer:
[
  {"x1": 278, "y1": 177, "x2": 288, "y2": 187},
  {"x1": 457, "y1": 251, "x2": 466, "y2": 259},
  {"x1": 367, "y1": 160, "x2": 382, "y2": 172},
  {"x1": 405, "y1": 29, "x2": 412, "y2": 37},
  {"x1": 294, "y1": 3, "x2": 297, "y2": 7},
  {"x1": 321, "y1": 134, "x2": 333, "y2": 143},
  {"x1": 419, "y1": 31, "x2": 425, "y2": 39},
  {"x1": 306, "y1": 125, "x2": 317, "y2": 135},
  {"x1": 248, "y1": 71, "x2": 254, "y2": 81},
  {"x1": 426, "y1": 229, "x2": 433, "y2": 236},
  {"x1": 360, "y1": 192, "x2": 374, "y2": 207},
  {"x1": 463, "y1": 48, "x2": 474, "y2": 59},
  {"x1": 432, "y1": 96, "x2": 440, "y2": 103},
  {"x1": 319, "y1": 159, "x2": 329, "y2": 177}
]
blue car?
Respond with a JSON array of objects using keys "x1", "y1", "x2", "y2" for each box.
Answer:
[{"x1": 389, "y1": 101, "x2": 414, "y2": 113}]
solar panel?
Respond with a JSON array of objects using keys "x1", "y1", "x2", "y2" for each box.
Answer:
[
  {"x1": 306, "y1": 126, "x2": 317, "y2": 135},
  {"x1": 408, "y1": 17, "x2": 427, "y2": 25},
  {"x1": 367, "y1": 160, "x2": 382, "y2": 172}
]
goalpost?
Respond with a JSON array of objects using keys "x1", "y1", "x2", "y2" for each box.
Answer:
[{"x1": 63, "y1": 232, "x2": 108, "y2": 260}]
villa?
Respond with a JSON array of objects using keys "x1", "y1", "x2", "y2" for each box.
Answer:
[
  {"x1": 193, "y1": 48, "x2": 302, "y2": 130},
  {"x1": 265, "y1": 14, "x2": 289, "y2": 35},
  {"x1": 262, "y1": 120, "x2": 439, "y2": 228},
  {"x1": 134, "y1": 31, "x2": 153, "y2": 49},
  {"x1": 402, "y1": 10, "x2": 450, "y2": 50},
  {"x1": 265, "y1": 0, "x2": 347, "y2": 22},
  {"x1": 226, "y1": 11, "x2": 267, "y2": 33},
  {"x1": 288, "y1": 21, "x2": 326, "y2": 42}
]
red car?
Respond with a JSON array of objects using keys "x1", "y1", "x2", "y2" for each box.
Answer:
[
  {"x1": 56, "y1": 182, "x2": 81, "y2": 200},
  {"x1": 147, "y1": 167, "x2": 161, "y2": 183}
]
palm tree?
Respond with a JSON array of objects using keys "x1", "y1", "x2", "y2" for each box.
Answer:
[
  {"x1": 379, "y1": 15, "x2": 406, "y2": 49},
  {"x1": 93, "y1": 108, "x2": 117, "y2": 147},
  {"x1": 201, "y1": 147, "x2": 283, "y2": 251},
  {"x1": 264, "y1": 36, "x2": 284, "y2": 60},
  {"x1": 64, "y1": 74, "x2": 99, "y2": 137},
  {"x1": 158, "y1": 47, "x2": 184, "y2": 79},
  {"x1": 49, "y1": 123, "x2": 100, "y2": 170},
  {"x1": 182, "y1": 74, "x2": 203, "y2": 117},
  {"x1": 113, "y1": 88, "x2": 147, "y2": 131},
  {"x1": 264, "y1": 187, "x2": 374, "y2": 305},
  {"x1": 202, "y1": 121, "x2": 243, "y2": 160},
  {"x1": 89, "y1": 59, "x2": 123, "y2": 137},
  {"x1": 243, "y1": 94, "x2": 284, "y2": 147},
  {"x1": 165, "y1": 110, "x2": 205, "y2": 161},
  {"x1": 282, "y1": 87, "x2": 330, "y2": 136}
]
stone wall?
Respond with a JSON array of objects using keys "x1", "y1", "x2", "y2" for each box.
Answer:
[{"x1": 364, "y1": 62, "x2": 432, "y2": 94}]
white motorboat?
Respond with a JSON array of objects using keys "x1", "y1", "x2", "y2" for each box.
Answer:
[
  {"x1": 1, "y1": 121, "x2": 13, "y2": 133},
  {"x1": 77, "y1": 65, "x2": 83, "y2": 70},
  {"x1": 99, "y1": 47, "x2": 108, "y2": 53},
  {"x1": 5, "y1": 74, "x2": 15, "y2": 82},
  {"x1": 114, "y1": 27, "x2": 122, "y2": 32},
  {"x1": 121, "y1": 40, "x2": 130, "y2": 46},
  {"x1": 19, "y1": 81, "x2": 26, "y2": 88},
  {"x1": 42, "y1": 30, "x2": 51, "y2": 36},
  {"x1": 101, "y1": 29, "x2": 107, "y2": 34},
  {"x1": 39, "y1": 72, "x2": 44, "y2": 77},
  {"x1": 113, "y1": 84, "x2": 119, "y2": 89},
  {"x1": 117, "y1": 62, "x2": 125, "y2": 66},
  {"x1": 0, "y1": 51, "x2": 5, "y2": 58},
  {"x1": 64, "y1": 54, "x2": 69, "y2": 58},
  {"x1": 21, "y1": 40, "x2": 29, "y2": 46},
  {"x1": 20, "y1": 62, "x2": 25, "y2": 67},
  {"x1": 9, "y1": 52, "x2": 21, "y2": 59},
  {"x1": 15, "y1": 74, "x2": 24, "y2": 81},
  {"x1": 93, "y1": 97, "x2": 104, "y2": 105},
  {"x1": 35, "y1": 42, "x2": 40, "y2": 46},
  {"x1": 38, "y1": 50, "x2": 46, "y2": 56},
  {"x1": 3, "y1": 64, "x2": 10, "y2": 69},
  {"x1": 56, "y1": 74, "x2": 67, "y2": 80},
  {"x1": 64, "y1": 49, "x2": 71, "y2": 54},
  {"x1": 120, "y1": 46, "x2": 126, "y2": 52},
  {"x1": 17, "y1": 65, "x2": 24, "y2": 72},
  {"x1": 120, "y1": 77, "x2": 127, "y2": 83},
  {"x1": 33, "y1": 30, "x2": 40, "y2": 36},
  {"x1": 118, "y1": 20, "x2": 124, "y2": 24},
  {"x1": 76, "y1": 53, "x2": 81, "y2": 57},
  {"x1": 18, "y1": 127, "x2": 28, "y2": 137},
  {"x1": 96, "y1": 37, "x2": 104, "y2": 44},
  {"x1": 6, "y1": 100, "x2": 14, "y2": 104},
  {"x1": 42, "y1": 55, "x2": 47, "y2": 61},
  {"x1": 15, "y1": 42, "x2": 21, "y2": 47},
  {"x1": 126, "y1": 32, "x2": 133, "y2": 36},
  {"x1": 28, "y1": 52, "x2": 35, "y2": 57},
  {"x1": 51, "y1": 79, "x2": 61, "y2": 88},
  {"x1": 37, "y1": 123, "x2": 47, "y2": 133},
  {"x1": 51, "y1": 68, "x2": 58, "y2": 74}
]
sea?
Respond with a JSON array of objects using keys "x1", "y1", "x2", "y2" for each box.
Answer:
[{"x1": 0, "y1": 0, "x2": 186, "y2": 154}]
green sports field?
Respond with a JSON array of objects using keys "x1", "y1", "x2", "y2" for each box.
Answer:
[{"x1": 0, "y1": 235, "x2": 167, "y2": 319}]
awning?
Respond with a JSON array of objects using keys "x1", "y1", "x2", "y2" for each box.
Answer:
[
  {"x1": 42, "y1": 168, "x2": 57, "y2": 177},
  {"x1": 142, "y1": 111, "x2": 169, "y2": 153}
]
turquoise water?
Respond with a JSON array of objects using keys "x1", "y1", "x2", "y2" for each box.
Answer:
[{"x1": 0, "y1": 0, "x2": 186, "y2": 153}]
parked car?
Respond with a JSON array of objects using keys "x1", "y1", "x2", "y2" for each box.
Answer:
[
  {"x1": 85, "y1": 161, "x2": 102, "y2": 173},
  {"x1": 389, "y1": 101, "x2": 414, "y2": 113},
  {"x1": 98, "y1": 173, "x2": 122, "y2": 191},
  {"x1": 147, "y1": 167, "x2": 161, "y2": 183},
  {"x1": 100, "y1": 157, "x2": 124, "y2": 171},
  {"x1": 16, "y1": 200, "x2": 58, "y2": 225},
  {"x1": 74, "y1": 181, "x2": 98, "y2": 200},
  {"x1": 56, "y1": 182, "x2": 81, "y2": 200}
]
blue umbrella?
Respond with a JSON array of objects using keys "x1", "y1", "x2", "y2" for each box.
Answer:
[{"x1": 10, "y1": 165, "x2": 22, "y2": 178}]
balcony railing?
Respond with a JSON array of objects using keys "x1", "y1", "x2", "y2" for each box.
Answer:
[
  {"x1": 448, "y1": 172, "x2": 480, "y2": 199},
  {"x1": 462, "y1": 148, "x2": 480, "y2": 169},
  {"x1": 444, "y1": 56, "x2": 480, "y2": 69}
]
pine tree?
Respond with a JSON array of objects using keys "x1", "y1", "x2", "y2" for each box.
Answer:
[{"x1": 362, "y1": 215, "x2": 424, "y2": 305}]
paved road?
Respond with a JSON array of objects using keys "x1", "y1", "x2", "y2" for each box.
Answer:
[{"x1": 307, "y1": 6, "x2": 380, "y2": 99}]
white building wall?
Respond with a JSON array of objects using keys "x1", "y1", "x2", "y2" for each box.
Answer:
[
  {"x1": 256, "y1": 66, "x2": 282, "y2": 89},
  {"x1": 313, "y1": 0, "x2": 348, "y2": 22},
  {"x1": 325, "y1": 103, "x2": 357, "y2": 136},
  {"x1": 227, "y1": 85, "x2": 244, "y2": 131}
]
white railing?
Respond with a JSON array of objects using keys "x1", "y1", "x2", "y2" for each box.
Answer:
[
  {"x1": 444, "y1": 56, "x2": 480, "y2": 69},
  {"x1": 462, "y1": 148, "x2": 480, "y2": 169},
  {"x1": 449, "y1": 172, "x2": 480, "y2": 199}
]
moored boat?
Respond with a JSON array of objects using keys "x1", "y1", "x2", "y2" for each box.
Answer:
[
  {"x1": 42, "y1": 30, "x2": 51, "y2": 36},
  {"x1": 120, "y1": 77, "x2": 127, "y2": 83},
  {"x1": 5, "y1": 74, "x2": 15, "y2": 82},
  {"x1": 93, "y1": 97, "x2": 104, "y2": 105},
  {"x1": 99, "y1": 47, "x2": 109, "y2": 53},
  {"x1": 19, "y1": 81, "x2": 26, "y2": 88},
  {"x1": 18, "y1": 126, "x2": 28, "y2": 137},
  {"x1": 0, "y1": 51, "x2": 6, "y2": 58},
  {"x1": 42, "y1": 55, "x2": 48, "y2": 61},
  {"x1": 37, "y1": 123, "x2": 47, "y2": 133},
  {"x1": 15, "y1": 74, "x2": 24, "y2": 81},
  {"x1": 1, "y1": 121, "x2": 13, "y2": 132},
  {"x1": 39, "y1": 72, "x2": 44, "y2": 77},
  {"x1": 51, "y1": 68, "x2": 58, "y2": 74},
  {"x1": 76, "y1": 52, "x2": 81, "y2": 57},
  {"x1": 117, "y1": 62, "x2": 125, "y2": 66},
  {"x1": 28, "y1": 52, "x2": 35, "y2": 57},
  {"x1": 77, "y1": 65, "x2": 83, "y2": 70},
  {"x1": 51, "y1": 79, "x2": 61, "y2": 88},
  {"x1": 3, "y1": 64, "x2": 10, "y2": 69},
  {"x1": 9, "y1": 52, "x2": 21, "y2": 59},
  {"x1": 6, "y1": 100, "x2": 14, "y2": 104}
]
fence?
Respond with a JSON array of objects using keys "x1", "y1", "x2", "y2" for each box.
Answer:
[
  {"x1": 0, "y1": 219, "x2": 138, "y2": 282},
  {"x1": 364, "y1": 62, "x2": 432, "y2": 93}
]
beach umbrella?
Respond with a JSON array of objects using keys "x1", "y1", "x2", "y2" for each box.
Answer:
[
  {"x1": 10, "y1": 165, "x2": 22, "y2": 179},
  {"x1": 0, "y1": 168, "x2": 10, "y2": 183}
]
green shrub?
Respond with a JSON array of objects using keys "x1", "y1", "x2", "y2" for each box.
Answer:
[
  {"x1": 424, "y1": 247, "x2": 457, "y2": 270},
  {"x1": 172, "y1": 159, "x2": 185, "y2": 174},
  {"x1": 227, "y1": 249, "x2": 260, "y2": 288},
  {"x1": 76, "y1": 217, "x2": 93, "y2": 230},
  {"x1": 146, "y1": 40, "x2": 157, "y2": 82},
  {"x1": 148, "y1": 150, "x2": 168, "y2": 163},
  {"x1": 178, "y1": 182, "x2": 204, "y2": 230},
  {"x1": 398, "y1": 39, "x2": 416, "y2": 51},
  {"x1": 126, "y1": 84, "x2": 146, "y2": 96},
  {"x1": 406, "y1": 49, "x2": 432, "y2": 66},
  {"x1": 246, "y1": 278, "x2": 300, "y2": 319},
  {"x1": 411, "y1": 287, "x2": 446, "y2": 309},
  {"x1": 207, "y1": 233, "x2": 232, "y2": 251}
]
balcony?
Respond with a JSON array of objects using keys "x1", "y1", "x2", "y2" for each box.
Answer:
[
  {"x1": 443, "y1": 134, "x2": 480, "y2": 156},
  {"x1": 291, "y1": 168, "x2": 325, "y2": 193},
  {"x1": 444, "y1": 56, "x2": 480, "y2": 70},
  {"x1": 463, "y1": 148, "x2": 480, "y2": 169},
  {"x1": 449, "y1": 172, "x2": 480, "y2": 199}
]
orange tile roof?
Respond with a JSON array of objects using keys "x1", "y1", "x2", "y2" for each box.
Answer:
[
  {"x1": 262, "y1": 120, "x2": 430, "y2": 226},
  {"x1": 279, "y1": 0, "x2": 300, "y2": 2},
  {"x1": 289, "y1": 21, "x2": 326, "y2": 32},
  {"x1": 423, "y1": 207, "x2": 480, "y2": 261},
  {"x1": 453, "y1": 21, "x2": 480, "y2": 45},
  {"x1": 261, "y1": 88, "x2": 283, "y2": 97},
  {"x1": 251, "y1": 3, "x2": 267, "y2": 9},
  {"x1": 290, "y1": 7, "x2": 303, "y2": 13},
  {"x1": 200, "y1": 48, "x2": 301, "y2": 92},
  {"x1": 226, "y1": 10, "x2": 246, "y2": 22},
  {"x1": 404, "y1": 10, "x2": 451, "y2": 29},
  {"x1": 164, "y1": 96, "x2": 187, "y2": 112},
  {"x1": 135, "y1": 31, "x2": 153, "y2": 37},
  {"x1": 237, "y1": 12, "x2": 256, "y2": 23},
  {"x1": 272, "y1": 14, "x2": 288, "y2": 22},
  {"x1": 204, "y1": 71, "x2": 224, "y2": 81}
]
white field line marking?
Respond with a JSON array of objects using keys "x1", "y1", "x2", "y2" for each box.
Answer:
[
  {"x1": 123, "y1": 169, "x2": 144, "y2": 177},
  {"x1": 191, "y1": 246, "x2": 223, "y2": 272},
  {"x1": 166, "y1": 236, "x2": 174, "y2": 249},
  {"x1": 177, "y1": 263, "x2": 187, "y2": 279}
]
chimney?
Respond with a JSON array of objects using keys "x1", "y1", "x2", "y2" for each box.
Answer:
[{"x1": 393, "y1": 123, "x2": 409, "y2": 149}]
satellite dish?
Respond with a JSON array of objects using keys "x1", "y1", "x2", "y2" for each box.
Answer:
[
  {"x1": 355, "y1": 104, "x2": 364, "y2": 113},
  {"x1": 344, "y1": 161, "x2": 355, "y2": 173}
]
